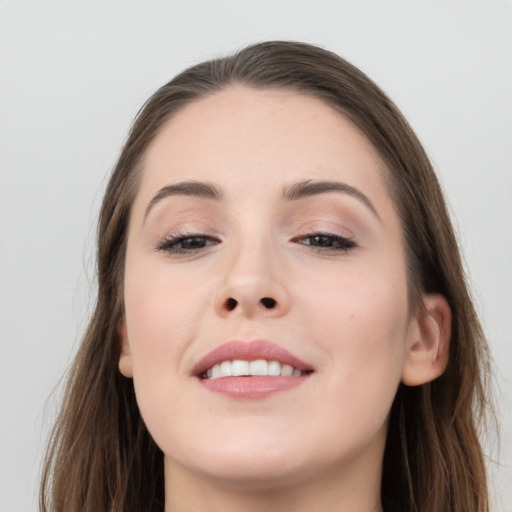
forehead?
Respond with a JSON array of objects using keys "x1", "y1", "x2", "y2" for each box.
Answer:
[{"x1": 137, "y1": 86, "x2": 390, "y2": 205}]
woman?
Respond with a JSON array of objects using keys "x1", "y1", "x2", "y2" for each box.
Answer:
[{"x1": 40, "y1": 41, "x2": 493, "y2": 512}]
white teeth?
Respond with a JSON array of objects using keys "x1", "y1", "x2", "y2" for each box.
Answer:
[
  {"x1": 231, "y1": 360, "x2": 249, "y2": 376},
  {"x1": 211, "y1": 364, "x2": 221, "y2": 379},
  {"x1": 204, "y1": 359, "x2": 305, "y2": 379},
  {"x1": 249, "y1": 359, "x2": 268, "y2": 375},
  {"x1": 267, "y1": 360, "x2": 281, "y2": 376},
  {"x1": 219, "y1": 361, "x2": 232, "y2": 378},
  {"x1": 281, "y1": 364, "x2": 294, "y2": 376}
]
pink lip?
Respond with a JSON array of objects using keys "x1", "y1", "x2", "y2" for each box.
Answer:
[
  {"x1": 192, "y1": 339, "x2": 314, "y2": 399},
  {"x1": 192, "y1": 339, "x2": 314, "y2": 376}
]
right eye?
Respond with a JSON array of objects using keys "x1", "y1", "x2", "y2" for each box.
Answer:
[
  {"x1": 156, "y1": 233, "x2": 219, "y2": 254},
  {"x1": 292, "y1": 232, "x2": 357, "y2": 253}
]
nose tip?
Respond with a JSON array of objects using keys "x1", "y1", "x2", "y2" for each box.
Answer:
[{"x1": 214, "y1": 242, "x2": 291, "y2": 318}]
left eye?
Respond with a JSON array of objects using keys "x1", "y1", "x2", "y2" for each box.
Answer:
[
  {"x1": 156, "y1": 234, "x2": 218, "y2": 254},
  {"x1": 295, "y1": 233, "x2": 356, "y2": 251}
]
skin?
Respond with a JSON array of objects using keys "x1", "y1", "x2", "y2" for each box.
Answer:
[{"x1": 119, "y1": 86, "x2": 450, "y2": 512}]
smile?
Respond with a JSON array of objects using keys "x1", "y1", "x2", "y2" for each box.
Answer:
[
  {"x1": 203, "y1": 359, "x2": 307, "y2": 379},
  {"x1": 193, "y1": 339, "x2": 315, "y2": 398}
]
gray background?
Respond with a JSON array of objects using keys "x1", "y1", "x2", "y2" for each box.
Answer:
[{"x1": 1, "y1": 1, "x2": 511, "y2": 510}]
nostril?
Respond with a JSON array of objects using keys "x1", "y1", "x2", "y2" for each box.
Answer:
[
  {"x1": 260, "y1": 297, "x2": 277, "y2": 309},
  {"x1": 225, "y1": 298, "x2": 238, "y2": 311}
]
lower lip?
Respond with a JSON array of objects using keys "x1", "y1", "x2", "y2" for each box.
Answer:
[{"x1": 199, "y1": 375, "x2": 310, "y2": 399}]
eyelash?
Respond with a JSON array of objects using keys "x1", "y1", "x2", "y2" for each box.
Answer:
[
  {"x1": 155, "y1": 231, "x2": 357, "y2": 255},
  {"x1": 293, "y1": 232, "x2": 357, "y2": 252},
  {"x1": 155, "y1": 232, "x2": 219, "y2": 254}
]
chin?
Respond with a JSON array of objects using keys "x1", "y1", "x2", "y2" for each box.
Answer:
[
  {"x1": 172, "y1": 453, "x2": 314, "y2": 492},
  {"x1": 164, "y1": 427, "x2": 316, "y2": 490}
]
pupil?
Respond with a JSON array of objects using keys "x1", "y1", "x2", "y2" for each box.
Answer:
[
  {"x1": 183, "y1": 237, "x2": 205, "y2": 249},
  {"x1": 314, "y1": 235, "x2": 332, "y2": 247}
]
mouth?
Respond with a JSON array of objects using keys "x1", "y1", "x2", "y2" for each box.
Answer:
[
  {"x1": 201, "y1": 359, "x2": 312, "y2": 379},
  {"x1": 193, "y1": 339, "x2": 315, "y2": 398}
]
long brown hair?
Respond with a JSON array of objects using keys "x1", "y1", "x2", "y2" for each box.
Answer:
[{"x1": 40, "y1": 41, "x2": 494, "y2": 512}]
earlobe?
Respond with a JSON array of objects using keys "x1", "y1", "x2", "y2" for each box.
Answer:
[
  {"x1": 401, "y1": 294, "x2": 451, "y2": 386},
  {"x1": 118, "y1": 319, "x2": 133, "y2": 378}
]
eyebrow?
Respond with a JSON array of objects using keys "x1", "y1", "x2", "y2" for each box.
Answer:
[
  {"x1": 144, "y1": 180, "x2": 223, "y2": 221},
  {"x1": 283, "y1": 179, "x2": 380, "y2": 220},
  {"x1": 144, "y1": 178, "x2": 380, "y2": 221}
]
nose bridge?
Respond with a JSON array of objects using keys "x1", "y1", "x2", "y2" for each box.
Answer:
[{"x1": 215, "y1": 229, "x2": 290, "y2": 318}]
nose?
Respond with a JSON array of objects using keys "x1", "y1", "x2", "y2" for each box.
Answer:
[{"x1": 214, "y1": 243, "x2": 291, "y2": 319}]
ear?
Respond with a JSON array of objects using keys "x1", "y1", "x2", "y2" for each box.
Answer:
[
  {"x1": 401, "y1": 294, "x2": 451, "y2": 386},
  {"x1": 118, "y1": 318, "x2": 133, "y2": 378}
]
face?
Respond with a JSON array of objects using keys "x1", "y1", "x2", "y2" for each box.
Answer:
[{"x1": 120, "y1": 86, "x2": 421, "y2": 490}]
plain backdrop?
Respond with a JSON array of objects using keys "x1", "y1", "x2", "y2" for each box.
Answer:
[{"x1": 0, "y1": 1, "x2": 511, "y2": 511}]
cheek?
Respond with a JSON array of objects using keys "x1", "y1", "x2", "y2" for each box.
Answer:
[
  {"x1": 122, "y1": 271, "x2": 206, "y2": 440},
  {"x1": 301, "y1": 269, "x2": 409, "y2": 439},
  {"x1": 298, "y1": 261, "x2": 410, "y2": 381},
  {"x1": 122, "y1": 261, "x2": 206, "y2": 384}
]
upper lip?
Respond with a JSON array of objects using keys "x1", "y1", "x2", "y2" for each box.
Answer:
[{"x1": 192, "y1": 339, "x2": 314, "y2": 377}]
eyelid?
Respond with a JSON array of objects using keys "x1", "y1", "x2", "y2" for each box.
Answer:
[{"x1": 290, "y1": 221, "x2": 355, "y2": 240}]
